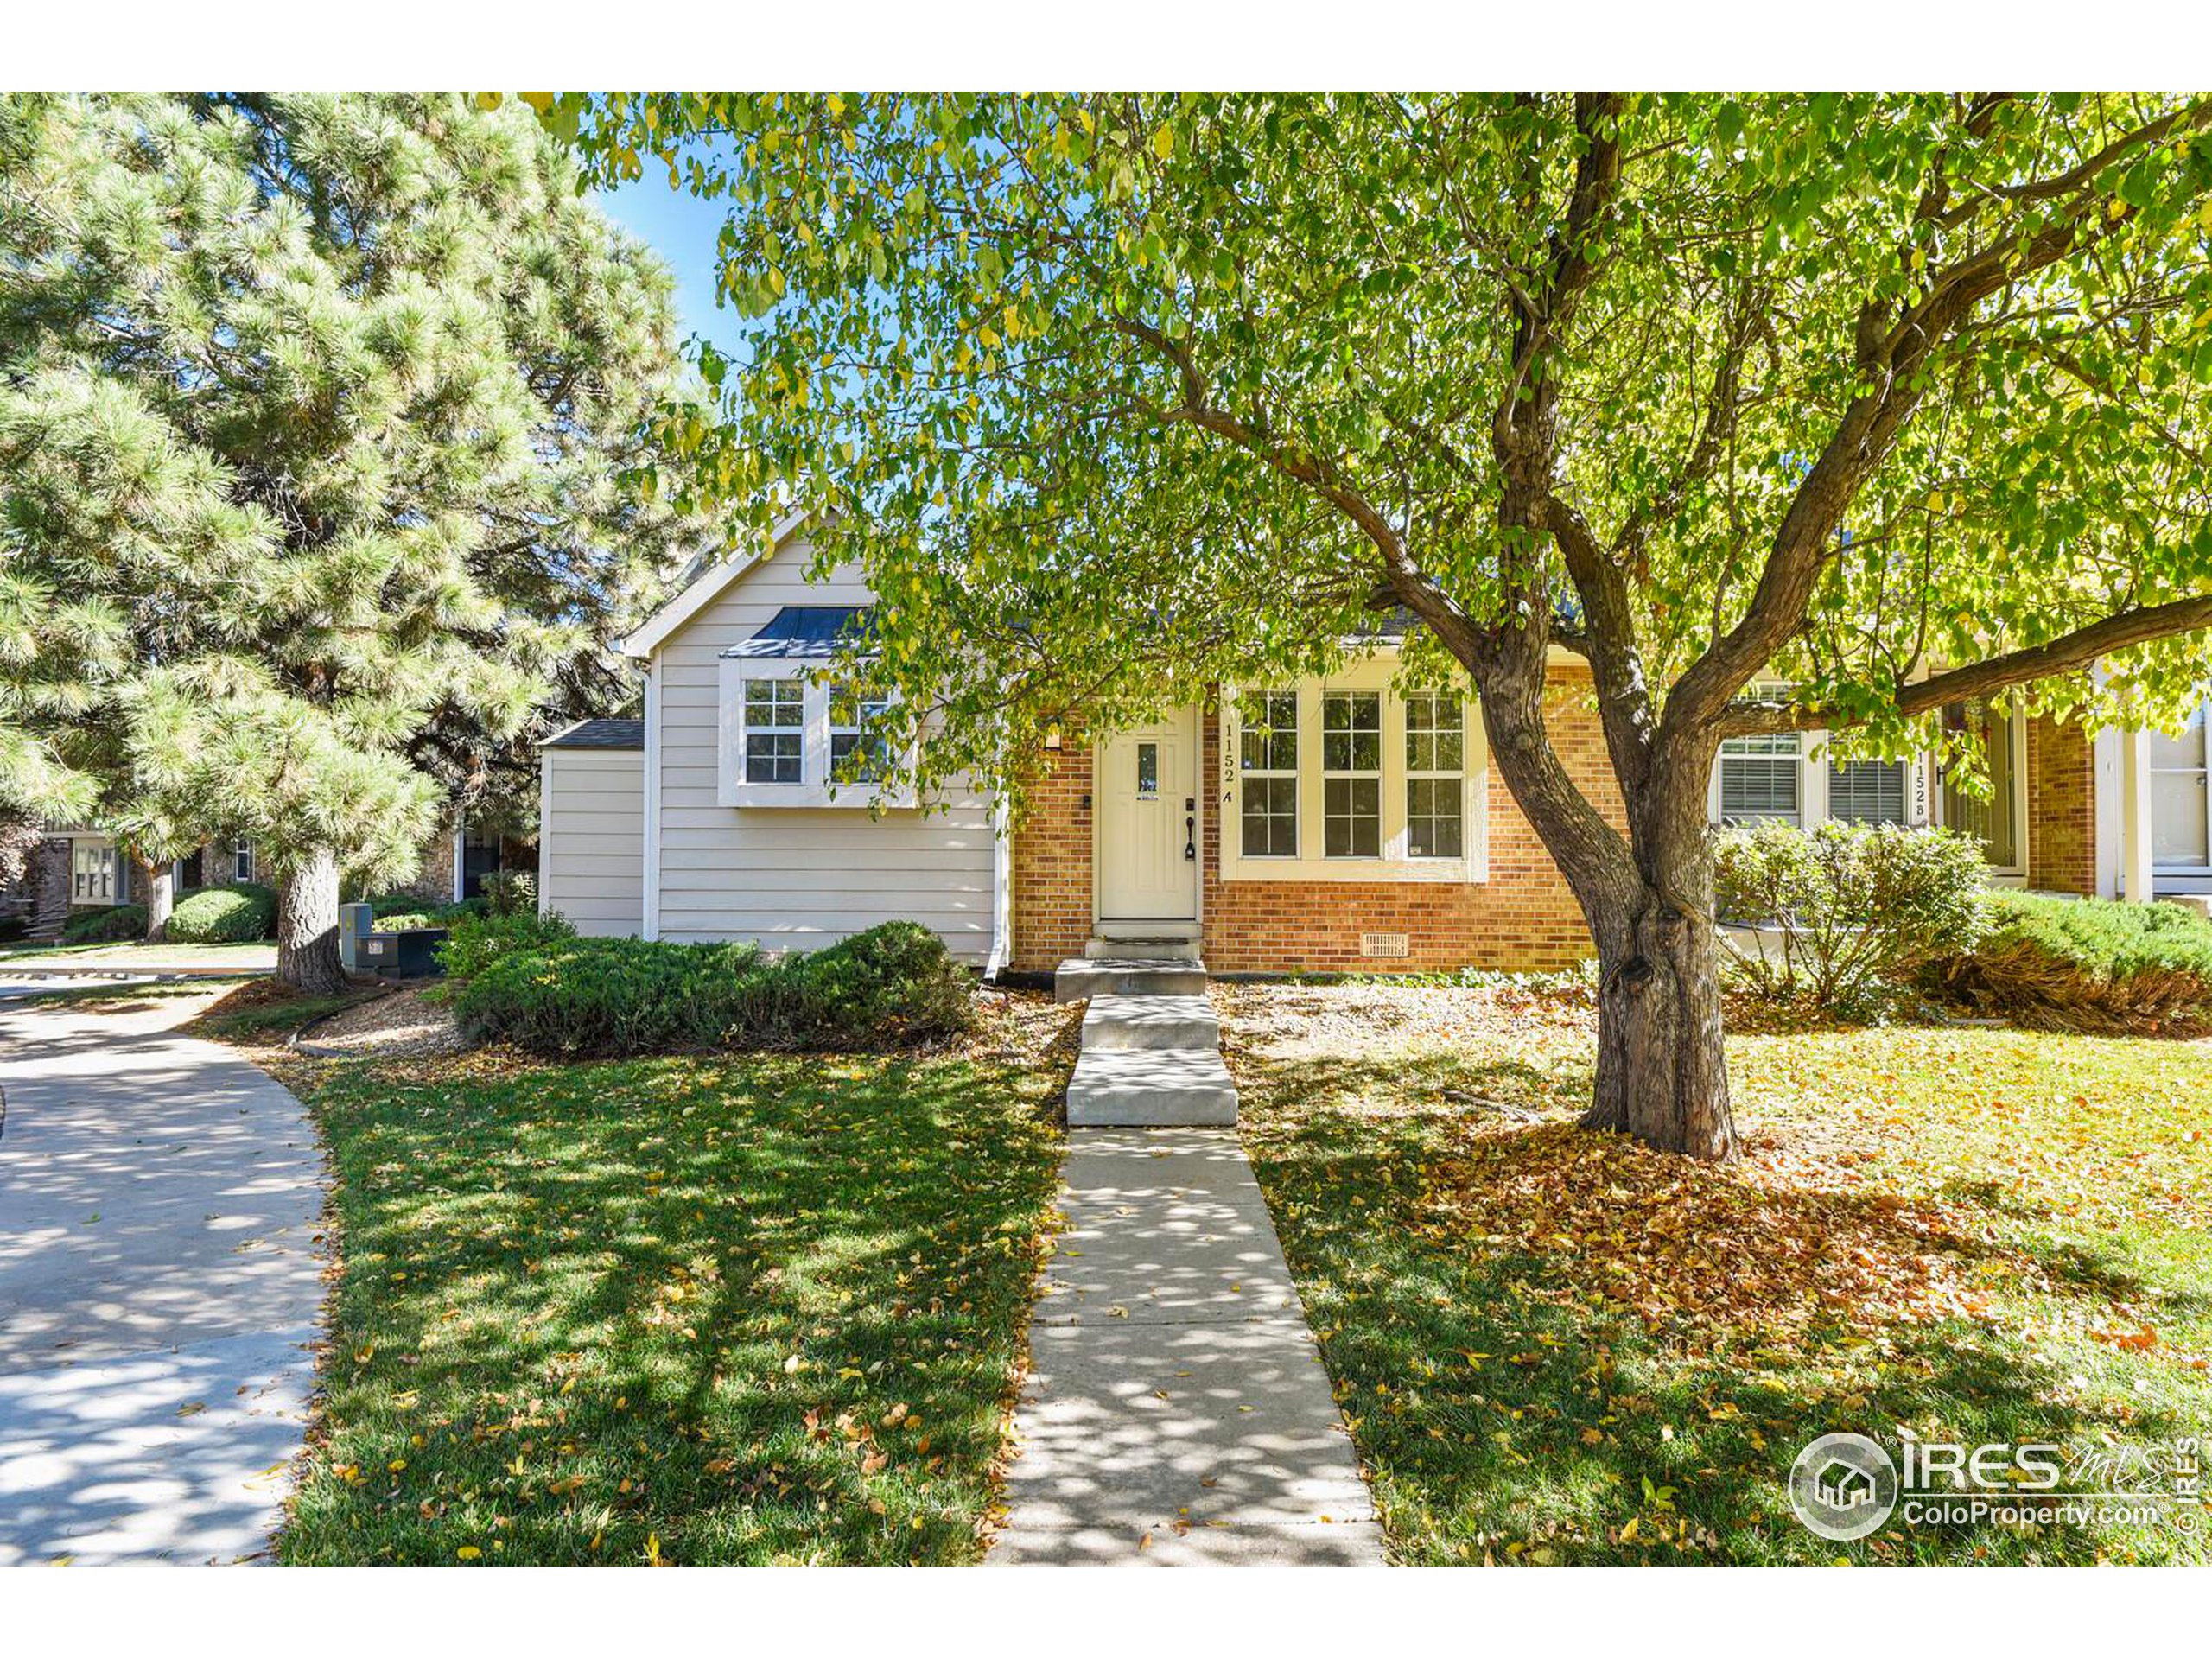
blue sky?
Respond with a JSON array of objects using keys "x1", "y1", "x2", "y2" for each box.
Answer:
[{"x1": 597, "y1": 175, "x2": 747, "y2": 358}]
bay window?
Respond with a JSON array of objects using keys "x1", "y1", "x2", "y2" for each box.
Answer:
[
  {"x1": 72, "y1": 841, "x2": 120, "y2": 904},
  {"x1": 720, "y1": 662, "x2": 914, "y2": 809},
  {"x1": 1221, "y1": 669, "x2": 1486, "y2": 882},
  {"x1": 830, "y1": 683, "x2": 894, "y2": 784}
]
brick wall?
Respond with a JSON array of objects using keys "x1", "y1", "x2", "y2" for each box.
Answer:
[
  {"x1": 1010, "y1": 721, "x2": 1096, "y2": 970},
  {"x1": 1009, "y1": 669, "x2": 1624, "y2": 974},
  {"x1": 2027, "y1": 713, "x2": 2097, "y2": 896}
]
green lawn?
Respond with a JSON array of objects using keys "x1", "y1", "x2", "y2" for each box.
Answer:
[
  {"x1": 0, "y1": 939, "x2": 275, "y2": 966},
  {"x1": 1220, "y1": 982, "x2": 2212, "y2": 1565},
  {"x1": 272, "y1": 1018, "x2": 1068, "y2": 1564}
]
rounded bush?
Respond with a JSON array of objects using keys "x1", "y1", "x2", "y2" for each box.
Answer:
[{"x1": 167, "y1": 882, "x2": 276, "y2": 944}]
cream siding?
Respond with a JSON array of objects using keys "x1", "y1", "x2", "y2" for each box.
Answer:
[
  {"x1": 650, "y1": 538, "x2": 996, "y2": 962},
  {"x1": 541, "y1": 748, "x2": 645, "y2": 937}
]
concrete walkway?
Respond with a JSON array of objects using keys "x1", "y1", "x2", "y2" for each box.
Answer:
[
  {"x1": 0, "y1": 999, "x2": 324, "y2": 1565},
  {"x1": 991, "y1": 1128, "x2": 1382, "y2": 1564}
]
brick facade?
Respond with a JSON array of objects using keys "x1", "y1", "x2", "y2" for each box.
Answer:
[
  {"x1": 1010, "y1": 721, "x2": 1099, "y2": 972},
  {"x1": 1010, "y1": 668, "x2": 1624, "y2": 975},
  {"x1": 2027, "y1": 713, "x2": 2097, "y2": 896},
  {"x1": 1010, "y1": 672, "x2": 2109, "y2": 976}
]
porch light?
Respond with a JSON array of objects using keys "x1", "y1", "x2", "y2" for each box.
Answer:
[{"x1": 1043, "y1": 719, "x2": 1064, "y2": 752}]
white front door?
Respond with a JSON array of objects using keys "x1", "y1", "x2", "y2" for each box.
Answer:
[{"x1": 1096, "y1": 714, "x2": 1198, "y2": 922}]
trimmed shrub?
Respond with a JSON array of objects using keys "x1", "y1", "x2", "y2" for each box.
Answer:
[
  {"x1": 452, "y1": 934, "x2": 765, "y2": 1058},
  {"x1": 1924, "y1": 893, "x2": 2212, "y2": 1032},
  {"x1": 784, "y1": 919, "x2": 976, "y2": 1046},
  {"x1": 371, "y1": 901, "x2": 478, "y2": 933},
  {"x1": 438, "y1": 907, "x2": 576, "y2": 982},
  {"x1": 480, "y1": 870, "x2": 537, "y2": 918},
  {"x1": 167, "y1": 882, "x2": 276, "y2": 944},
  {"x1": 448, "y1": 919, "x2": 974, "y2": 1059},
  {"x1": 62, "y1": 904, "x2": 147, "y2": 944},
  {"x1": 1714, "y1": 820, "x2": 1991, "y2": 1016}
]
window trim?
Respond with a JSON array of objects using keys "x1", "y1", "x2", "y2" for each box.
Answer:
[
  {"x1": 71, "y1": 839, "x2": 121, "y2": 905},
  {"x1": 1320, "y1": 688, "x2": 1383, "y2": 860},
  {"x1": 2148, "y1": 694, "x2": 2212, "y2": 874},
  {"x1": 717, "y1": 659, "x2": 918, "y2": 810},
  {"x1": 1236, "y1": 689, "x2": 1300, "y2": 861},
  {"x1": 1404, "y1": 690, "x2": 1468, "y2": 861},
  {"x1": 1704, "y1": 680, "x2": 2024, "y2": 883},
  {"x1": 1218, "y1": 655, "x2": 1489, "y2": 885},
  {"x1": 1713, "y1": 729, "x2": 1808, "y2": 826},
  {"x1": 232, "y1": 839, "x2": 255, "y2": 884},
  {"x1": 1935, "y1": 693, "x2": 2031, "y2": 882}
]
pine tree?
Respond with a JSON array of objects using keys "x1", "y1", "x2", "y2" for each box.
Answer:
[{"x1": 1, "y1": 93, "x2": 697, "y2": 987}]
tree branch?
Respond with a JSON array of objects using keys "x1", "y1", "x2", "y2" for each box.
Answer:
[{"x1": 1713, "y1": 594, "x2": 2212, "y2": 735}]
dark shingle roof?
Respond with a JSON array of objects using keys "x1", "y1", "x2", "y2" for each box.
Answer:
[
  {"x1": 542, "y1": 717, "x2": 645, "y2": 751},
  {"x1": 720, "y1": 605, "x2": 877, "y2": 660}
]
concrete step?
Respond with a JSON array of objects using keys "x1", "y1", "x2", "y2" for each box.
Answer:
[
  {"x1": 1084, "y1": 934, "x2": 1203, "y2": 963},
  {"x1": 1065, "y1": 1046, "x2": 1238, "y2": 1128},
  {"x1": 1054, "y1": 957, "x2": 1209, "y2": 1002},
  {"x1": 1081, "y1": 992, "x2": 1220, "y2": 1052}
]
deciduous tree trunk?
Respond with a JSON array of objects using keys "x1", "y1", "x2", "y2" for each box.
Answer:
[
  {"x1": 1464, "y1": 637, "x2": 1741, "y2": 1161},
  {"x1": 276, "y1": 848, "x2": 347, "y2": 995},
  {"x1": 1583, "y1": 861, "x2": 1737, "y2": 1160}
]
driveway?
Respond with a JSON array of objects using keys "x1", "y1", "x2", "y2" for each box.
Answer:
[{"x1": 0, "y1": 996, "x2": 325, "y2": 1564}]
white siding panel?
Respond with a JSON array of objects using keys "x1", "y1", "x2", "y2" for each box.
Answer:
[
  {"x1": 541, "y1": 748, "x2": 644, "y2": 936},
  {"x1": 651, "y1": 542, "x2": 998, "y2": 963}
]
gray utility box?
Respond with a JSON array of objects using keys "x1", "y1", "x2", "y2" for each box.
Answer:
[
  {"x1": 356, "y1": 927, "x2": 450, "y2": 979},
  {"x1": 339, "y1": 902, "x2": 374, "y2": 973}
]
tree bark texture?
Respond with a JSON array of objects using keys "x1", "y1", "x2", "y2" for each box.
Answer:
[{"x1": 276, "y1": 848, "x2": 348, "y2": 995}]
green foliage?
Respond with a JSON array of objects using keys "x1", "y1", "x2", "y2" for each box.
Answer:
[
  {"x1": 276, "y1": 1039, "x2": 1065, "y2": 1562},
  {"x1": 166, "y1": 881, "x2": 276, "y2": 944},
  {"x1": 368, "y1": 892, "x2": 487, "y2": 924},
  {"x1": 1713, "y1": 821, "x2": 1991, "y2": 1014},
  {"x1": 1927, "y1": 893, "x2": 2212, "y2": 1032},
  {"x1": 451, "y1": 920, "x2": 976, "y2": 1059},
  {"x1": 436, "y1": 907, "x2": 576, "y2": 982},
  {"x1": 478, "y1": 870, "x2": 537, "y2": 918},
  {"x1": 60, "y1": 903, "x2": 145, "y2": 944},
  {"x1": 543, "y1": 92, "x2": 2212, "y2": 813},
  {"x1": 369, "y1": 904, "x2": 474, "y2": 933},
  {"x1": 0, "y1": 92, "x2": 702, "y2": 891}
]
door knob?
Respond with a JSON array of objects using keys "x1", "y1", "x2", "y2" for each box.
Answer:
[{"x1": 1185, "y1": 811, "x2": 1197, "y2": 861}]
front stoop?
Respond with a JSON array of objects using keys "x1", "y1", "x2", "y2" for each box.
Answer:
[
  {"x1": 1053, "y1": 957, "x2": 1207, "y2": 1002},
  {"x1": 1059, "y1": 965, "x2": 1236, "y2": 1128},
  {"x1": 1066, "y1": 1046, "x2": 1238, "y2": 1128}
]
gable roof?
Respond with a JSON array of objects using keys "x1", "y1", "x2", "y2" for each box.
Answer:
[
  {"x1": 620, "y1": 508, "x2": 811, "y2": 660},
  {"x1": 541, "y1": 717, "x2": 645, "y2": 751},
  {"x1": 720, "y1": 605, "x2": 877, "y2": 660}
]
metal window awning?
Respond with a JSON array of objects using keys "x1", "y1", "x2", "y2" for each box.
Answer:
[{"x1": 720, "y1": 606, "x2": 877, "y2": 660}]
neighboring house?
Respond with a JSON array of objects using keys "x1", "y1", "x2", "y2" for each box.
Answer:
[
  {"x1": 0, "y1": 829, "x2": 264, "y2": 940},
  {"x1": 537, "y1": 516, "x2": 2207, "y2": 976}
]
